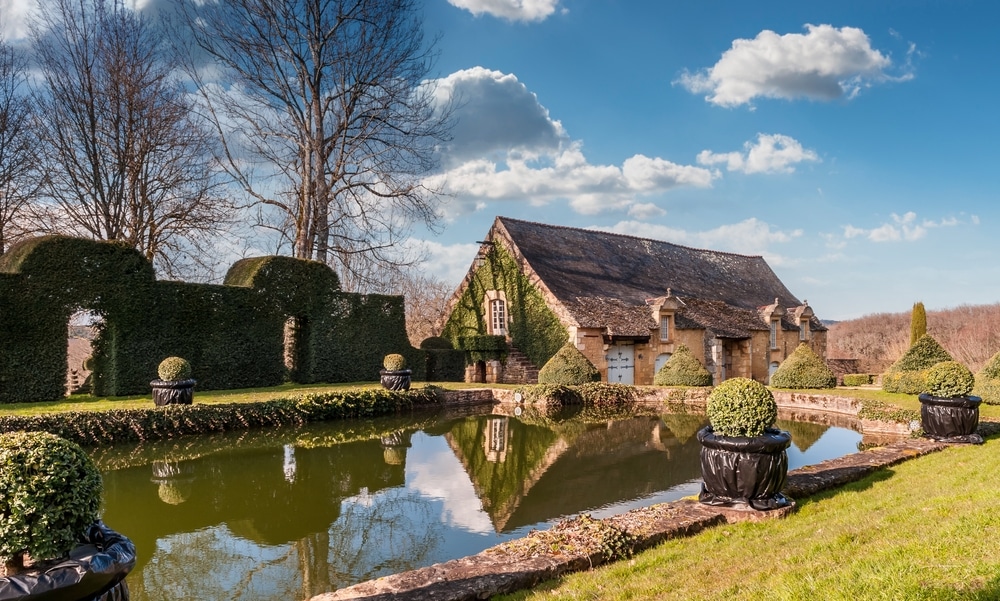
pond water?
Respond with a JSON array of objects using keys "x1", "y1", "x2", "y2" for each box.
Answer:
[{"x1": 92, "y1": 405, "x2": 863, "y2": 601}]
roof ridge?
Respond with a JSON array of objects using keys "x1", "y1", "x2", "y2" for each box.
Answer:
[{"x1": 496, "y1": 215, "x2": 764, "y2": 259}]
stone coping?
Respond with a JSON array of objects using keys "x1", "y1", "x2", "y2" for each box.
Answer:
[{"x1": 309, "y1": 389, "x2": 990, "y2": 601}]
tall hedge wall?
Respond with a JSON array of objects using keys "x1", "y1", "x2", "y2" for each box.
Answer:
[
  {"x1": 0, "y1": 236, "x2": 422, "y2": 403},
  {"x1": 441, "y1": 244, "x2": 566, "y2": 370}
]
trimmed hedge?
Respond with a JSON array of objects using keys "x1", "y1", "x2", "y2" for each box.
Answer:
[
  {"x1": 882, "y1": 334, "x2": 953, "y2": 395},
  {"x1": 457, "y1": 335, "x2": 508, "y2": 363},
  {"x1": 0, "y1": 388, "x2": 442, "y2": 447},
  {"x1": 973, "y1": 350, "x2": 1000, "y2": 405},
  {"x1": 538, "y1": 343, "x2": 600, "y2": 385},
  {"x1": 842, "y1": 373, "x2": 874, "y2": 386},
  {"x1": 769, "y1": 343, "x2": 836, "y2": 389},
  {"x1": 654, "y1": 344, "x2": 712, "y2": 387},
  {"x1": 0, "y1": 236, "x2": 423, "y2": 403},
  {"x1": 925, "y1": 361, "x2": 974, "y2": 397}
]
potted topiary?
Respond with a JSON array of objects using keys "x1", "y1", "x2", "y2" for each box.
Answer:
[
  {"x1": 380, "y1": 353, "x2": 412, "y2": 391},
  {"x1": 0, "y1": 431, "x2": 135, "y2": 600},
  {"x1": 696, "y1": 377, "x2": 793, "y2": 511},
  {"x1": 151, "y1": 356, "x2": 196, "y2": 406},
  {"x1": 919, "y1": 361, "x2": 983, "y2": 444}
]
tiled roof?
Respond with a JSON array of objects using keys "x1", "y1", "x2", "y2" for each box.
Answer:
[{"x1": 495, "y1": 216, "x2": 825, "y2": 338}]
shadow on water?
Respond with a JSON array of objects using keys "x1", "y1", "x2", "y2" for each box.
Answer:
[{"x1": 97, "y1": 405, "x2": 862, "y2": 601}]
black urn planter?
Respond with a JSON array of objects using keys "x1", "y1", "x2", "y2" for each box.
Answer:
[
  {"x1": 0, "y1": 522, "x2": 135, "y2": 601},
  {"x1": 380, "y1": 369, "x2": 412, "y2": 391},
  {"x1": 150, "y1": 379, "x2": 196, "y2": 406},
  {"x1": 697, "y1": 426, "x2": 793, "y2": 511},
  {"x1": 918, "y1": 393, "x2": 983, "y2": 444}
]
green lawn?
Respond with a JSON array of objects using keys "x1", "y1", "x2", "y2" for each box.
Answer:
[{"x1": 496, "y1": 406, "x2": 1000, "y2": 601}]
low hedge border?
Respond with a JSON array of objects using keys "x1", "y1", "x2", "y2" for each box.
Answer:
[{"x1": 0, "y1": 388, "x2": 442, "y2": 447}]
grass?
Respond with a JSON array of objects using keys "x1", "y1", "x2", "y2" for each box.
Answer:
[{"x1": 498, "y1": 436, "x2": 1000, "y2": 601}]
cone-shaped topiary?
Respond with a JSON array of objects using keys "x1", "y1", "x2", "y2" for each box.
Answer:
[
  {"x1": 654, "y1": 345, "x2": 712, "y2": 386},
  {"x1": 973, "y1": 350, "x2": 1000, "y2": 405},
  {"x1": 769, "y1": 343, "x2": 836, "y2": 389},
  {"x1": 538, "y1": 342, "x2": 600, "y2": 385},
  {"x1": 910, "y1": 301, "x2": 927, "y2": 347},
  {"x1": 882, "y1": 334, "x2": 953, "y2": 394},
  {"x1": 157, "y1": 356, "x2": 192, "y2": 381},
  {"x1": 383, "y1": 353, "x2": 407, "y2": 371},
  {"x1": 925, "y1": 361, "x2": 975, "y2": 398},
  {"x1": 0, "y1": 432, "x2": 102, "y2": 569},
  {"x1": 706, "y1": 377, "x2": 777, "y2": 438}
]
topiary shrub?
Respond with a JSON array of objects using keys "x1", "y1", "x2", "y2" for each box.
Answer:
[
  {"x1": 842, "y1": 373, "x2": 874, "y2": 387},
  {"x1": 769, "y1": 344, "x2": 836, "y2": 389},
  {"x1": 419, "y1": 336, "x2": 453, "y2": 350},
  {"x1": 882, "y1": 334, "x2": 953, "y2": 394},
  {"x1": 0, "y1": 432, "x2": 102, "y2": 571},
  {"x1": 654, "y1": 345, "x2": 712, "y2": 386},
  {"x1": 157, "y1": 356, "x2": 192, "y2": 382},
  {"x1": 538, "y1": 343, "x2": 600, "y2": 385},
  {"x1": 973, "y1": 351, "x2": 1000, "y2": 405},
  {"x1": 925, "y1": 361, "x2": 975, "y2": 398},
  {"x1": 383, "y1": 353, "x2": 407, "y2": 371},
  {"x1": 706, "y1": 378, "x2": 777, "y2": 438}
]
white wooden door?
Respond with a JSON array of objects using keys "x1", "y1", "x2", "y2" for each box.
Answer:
[{"x1": 605, "y1": 343, "x2": 635, "y2": 385}]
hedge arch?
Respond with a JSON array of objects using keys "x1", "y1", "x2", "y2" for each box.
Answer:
[{"x1": 0, "y1": 236, "x2": 158, "y2": 401}]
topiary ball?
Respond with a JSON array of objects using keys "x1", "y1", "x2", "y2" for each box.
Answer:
[
  {"x1": 419, "y1": 337, "x2": 453, "y2": 350},
  {"x1": 158, "y1": 356, "x2": 192, "y2": 381},
  {"x1": 925, "y1": 361, "x2": 975, "y2": 398},
  {"x1": 706, "y1": 377, "x2": 777, "y2": 437},
  {"x1": 383, "y1": 353, "x2": 407, "y2": 371},
  {"x1": 0, "y1": 432, "x2": 102, "y2": 565}
]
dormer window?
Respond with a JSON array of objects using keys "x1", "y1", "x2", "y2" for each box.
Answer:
[
  {"x1": 770, "y1": 320, "x2": 778, "y2": 349},
  {"x1": 799, "y1": 320, "x2": 809, "y2": 341},
  {"x1": 660, "y1": 315, "x2": 670, "y2": 341}
]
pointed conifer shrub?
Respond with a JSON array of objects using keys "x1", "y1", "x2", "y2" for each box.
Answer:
[
  {"x1": 654, "y1": 344, "x2": 712, "y2": 386},
  {"x1": 538, "y1": 342, "x2": 600, "y2": 385},
  {"x1": 769, "y1": 343, "x2": 836, "y2": 389},
  {"x1": 973, "y1": 350, "x2": 1000, "y2": 405},
  {"x1": 882, "y1": 333, "x2": 953, "y2": 394}
]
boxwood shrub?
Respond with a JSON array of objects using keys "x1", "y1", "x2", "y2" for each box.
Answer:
[
  {"x1": 925, "y1": 361, "x2": 974, "y2": 398},
  {"x1": 842, "y1": 373, "x2": 874, "y2": 386},
  {"x1": 883, "y1": 334, "x2": 953, "y2": 394},
  {"x1": 973, "y1": 350, "x2": 1000, "y2": 405},
  {"x1": 769, "y1": 344, "x2": 836, "y2": 389},
  {"x1": 653, "y1": 344, "x2": 712, "y2": 387},
  {"x1": 706, "y1": 377, "x2": 777, "y2": 437},
  {"x1": 538, "y1": 343, "x2": 600, "y2": 386}
]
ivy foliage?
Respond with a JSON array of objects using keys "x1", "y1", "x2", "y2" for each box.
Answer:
[
  {"x1": 0, "y1": 236, "x2": 425, "y2": 403},
  {"x1": 653, "y1": 344, "x2": 712, "y2": 387},
  {"x1": 769, "y1": 343, "x2": 836, "y2": 389},
  {"x1": 538, "y1": 343, "x2": 600, "y2": 385},
  {"x1": 706, "y1": 377, "x2": 777, "y2": 437},
  {"x1": 0, "y1": 432, "x2": 102, "y2": 565},
  {"x1": 441, "y1": 244, "x2": 567, "y2": 370}
]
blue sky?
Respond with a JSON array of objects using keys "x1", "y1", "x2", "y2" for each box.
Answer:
[
  {"x1": 4, "y1": 0, "x2": 998, "y2": 320},
  {"x1": 410, "y1": 0, "x2": 999, "y2": 320}
]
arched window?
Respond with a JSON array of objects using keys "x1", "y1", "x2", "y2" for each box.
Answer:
[{"x1": 490, "y1": 298, "x2": 506, "y2": 336}]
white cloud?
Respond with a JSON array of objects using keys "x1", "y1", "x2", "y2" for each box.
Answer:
[
  {"x1": 427, "y1": 67, "x2": 716, "y2": 218},
  {"x1": 446, "y1": 0, "x2": 563, "y2": 22},
  {"x1": 407, "y1": 239, "x2": 482, "y2": 286},
  {"x1": 601, "y1": 218, "x2": 802, "y2": 264},
  {"x1": 0, "y1": 0, "x2": 35, "y2": 40},
  {"x1": 677, "y1": 24, "x2": 909, "y2": 107},
  {"x1": 842, "y1": 211, "x2": 965, "y2": 243},
  {"x1": 628, "y1": 203, "x2": 666, "y2": 220},
  {"x1": 697, "y1": 133, "x2": 820, "y2": 174}
]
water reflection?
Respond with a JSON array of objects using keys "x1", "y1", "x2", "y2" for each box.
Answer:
[{"x1": 95, "y1": 408, "x2": 863, "y2": 601}]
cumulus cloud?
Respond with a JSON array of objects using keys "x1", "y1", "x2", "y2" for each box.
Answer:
[
  {"x1": 446, "y1": 0, "x2": 563, "y2": 22},
  {"x1": 431, "y1": 67, "x2": 566, "y2": 166},
  {"x1": 697, "y1": 133, "x2": 820, "y2": 174},
  {"x1": 602, "y1": 218, "x2": 802, "y2": 264},
  {"x1": 426, "y1": 67, "x2": 716, "y2": 217},
  {"x1": 842, "y1": 212, "x2": 965, "y2": 243},
  {"x1": 677, "y1": 24, "x2": 910, "y2": 107}
]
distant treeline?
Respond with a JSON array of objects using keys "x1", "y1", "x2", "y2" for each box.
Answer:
[{"x1": 827, "y1": 303, "x2": 1000, "y2": 374}]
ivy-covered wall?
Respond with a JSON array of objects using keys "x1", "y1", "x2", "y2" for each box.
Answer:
[
  {"x1": 442, "y1": 244, "x2": 567, "y2": 369},
  {"x1": 0, "y1": 236, "x2": 422, "y2": 404}
]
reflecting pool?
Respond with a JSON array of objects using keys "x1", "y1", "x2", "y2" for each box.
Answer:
[{"x1": 92, "y1": 406, "x2": 863, "y2": 600}]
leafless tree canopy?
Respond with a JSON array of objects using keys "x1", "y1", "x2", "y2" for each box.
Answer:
[
  {"x1": 0, "y1": 37, "x2": 40, "y2": 255},
  {"x1": 181, "y1": 0, "x2": 452, "y2": 291},
  {"x1": 827, "y1": 303, "x2": 1000, "y2": 373},
  {"x1": 30, "y1": 0, "x2": 232, "y2": 277}
]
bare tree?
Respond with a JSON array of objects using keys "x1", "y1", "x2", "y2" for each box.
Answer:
[
  {"x1": 388, "y1": 270, "x2": 455, "y2": 346},
  {"x1": 30, "y1": 0, "x2": 232, "y2": 277},
  {"x1": 0, "y1": 37, "x2": 40, "y2": 255},
  {"x1": 180, "y1": 0, "x2": 452, "y2": 290}
]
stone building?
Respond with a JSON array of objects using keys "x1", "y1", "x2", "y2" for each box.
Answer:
[{"x1": 442, "y1": 216, "x2": 826, "y2": 385}]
